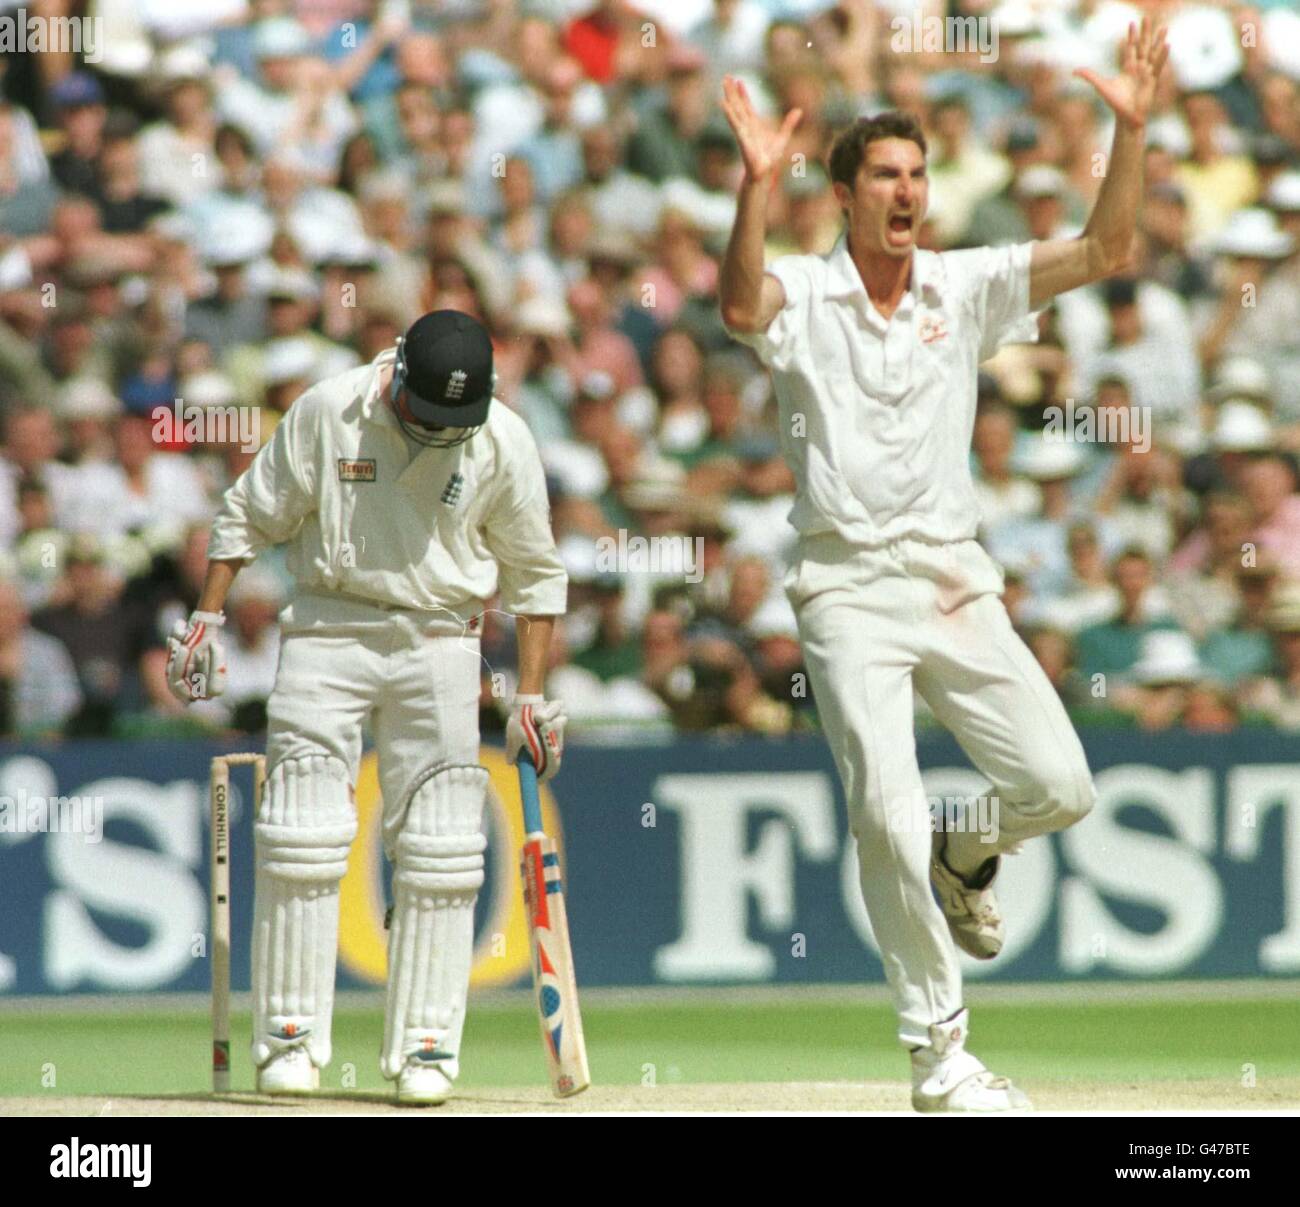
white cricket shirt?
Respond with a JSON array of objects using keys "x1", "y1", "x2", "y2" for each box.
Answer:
[
  {"x1": 208, "y1": 348, "x2": 568, "y2": 626},
  {"x1": 728, "y1": 234, "x2": 1039, "y2": 548}
]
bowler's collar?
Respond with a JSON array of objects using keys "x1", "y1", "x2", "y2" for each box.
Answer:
[
  {"x1": 823, "y1": 234, "x2": 946, "y2": 305},
  {"x1": 361, "y1": 346, "x2": 401, "y2": 428}
]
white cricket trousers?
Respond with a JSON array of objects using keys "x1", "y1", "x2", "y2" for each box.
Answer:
[
  {"x1": 250, "y1": 595, "x2": 484, "y2": 1072},
  {"x1": 266, "y1": 605, "x2": 482, "y2": 843},
  {"x1": 787, "y1": 533, "x2": 1095, "y2": 1049}
]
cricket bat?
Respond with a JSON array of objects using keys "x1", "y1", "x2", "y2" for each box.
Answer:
[{"x1": 517, "y1": 755, "x2": 590, "y2": 1097}]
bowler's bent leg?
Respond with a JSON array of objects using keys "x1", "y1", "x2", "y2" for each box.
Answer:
[{"x1": 915, "y1": 592, "x2": 1096, "y2": 876}]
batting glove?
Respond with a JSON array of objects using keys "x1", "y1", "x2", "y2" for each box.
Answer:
[
  {"x1": 165, "y1": 610, "x2": 228, "y2": 703},
  {"x1": 506, "y1": 694, "x2": 567, "y2": 783}
]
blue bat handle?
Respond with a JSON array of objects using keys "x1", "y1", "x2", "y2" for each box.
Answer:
[{"x1": 517, "y1": 753, "x2": 544, "y2": 835}]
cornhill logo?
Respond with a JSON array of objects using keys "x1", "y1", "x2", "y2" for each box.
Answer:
[
  {"x1": 445, "y1": 370, "x2": 467, "y2": 401},
  {"x1": 441, "y1": 472, "x2": 465, "y2": 506}
]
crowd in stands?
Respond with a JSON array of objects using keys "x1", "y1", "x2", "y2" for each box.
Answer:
[{"x1": 2, "y1": 0, "x2": 1300, "y2": 740}]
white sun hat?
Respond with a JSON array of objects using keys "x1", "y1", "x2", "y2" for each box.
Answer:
[
  {"x1": 262, "y1": 337, "x2": 318, "y2": 387},
  {"x1": 1207, "y1": 357, "x2": 1272, "y2": 405},
  {"x1": 1012, "y1": 435, "x2": 1087, "y2": 480},
  {"x1": 749, "y1": 594, "x2": 800, "y2": 641},
  {"x1": 180, "y1": 371, "x2": 239, "y2": 410},
  {"x1": 1165, "y1": 5, "x2": 1242, "y2": 92},
  {"x1": 1263, "y1": 8, "x2": 1300, "y2": 81},
  {"x1": 1211, "y1": 401, "x2": 1273, "y2": 452},
  {"x1": 1265, "y1": 172, "x2": 1300, "y2": 214},
  {"x1": 1132, "y1": 629, "x2": 1203, "y2": 686},
  {"x1": 1211, "y1": 208, "x2": 1295, "y2": 259},
  {"x1": 57, "y1": 377, "x2": 121, "y2": 422}
]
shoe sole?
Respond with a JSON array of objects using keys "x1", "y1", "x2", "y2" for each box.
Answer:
[
  {"x1": 256, "y1": 1065, "x2": 320, "y2": 1095},
  {"x1": 913, "y1": 1096, "x2": 1033, "y2": 1114},
  {"x1": 949, "y1": 928, "x2": 1002, "y2": 960},
  {"x1": 913, "y1": 1084, "x2": 1034, "y2": 1113},
  {"x1": 397, "y1": 1092, "x2": 451, "y2": 1106}
]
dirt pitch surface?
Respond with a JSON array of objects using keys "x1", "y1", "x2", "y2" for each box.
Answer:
[{"x1": 11, "y1": 1078, "x2": 1300, "y2": 1116}]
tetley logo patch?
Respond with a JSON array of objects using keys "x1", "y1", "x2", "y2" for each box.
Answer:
[
  {"x1": 338, "y1": 459, "x2": 377, "y2": 482},
  {"x1": 919, "y1": 313, "x2": 948, "y2": 345}
]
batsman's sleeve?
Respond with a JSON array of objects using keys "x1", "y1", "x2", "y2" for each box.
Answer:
[
  {"x1": 724, "y1": 255, "x2": 813, "y2": 372},
  {"x1": 480, "y1": 417, "x2": 568, "y2": 616},
  {"x1": 962, "y1": 241, "x2": 1040, "y2": 362},
  {"x1": 207, "y1": 392, "x2": 320, "y2": 562}
]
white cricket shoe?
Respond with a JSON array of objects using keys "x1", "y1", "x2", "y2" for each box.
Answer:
[
  {"x1": 397, "y1": 1061, "x2": 454, "y2": 1106},
  {"x1": 931, "y1": 831, "x2": 1005, "y2": 959},
  {"x1": 911, "y1": 1009, "x2": 1031, "y2": 1114},
  {"x1": 256, "y1": 1048, "x2": 319, "y2": 1095}
]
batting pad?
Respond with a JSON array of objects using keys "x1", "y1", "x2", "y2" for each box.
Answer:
[
  {"x1": 381, "y1": 763, "x2": 488, "y2": 1082},
  {"x1": 252, "y1": 754, "x2": 358, "y2": 1071}
]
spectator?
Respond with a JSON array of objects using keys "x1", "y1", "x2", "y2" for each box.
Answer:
[
  {"x1": 1075, "y1": 549, "x2": 1183, "y2": 683},
  {"x1": 136, "y1": 49, "x2": 219, "y2": 208},
  {"x1": 1167, "y1": 491, "x2": 1257, "y2": 638},
  {"x1": 1128, "y1": 630, "x2": 1205, "y2": 731},
  {"x1": 928, "y1": 96, "x2": 1011, "y2": 248},
  {"x1": 1198, "y1": 563, "x2": 1279, "y2": 686},
  {"x1": 1023, "y1": 624, "x2": 1092, "y2": 713},
  {"x1": 217, "y1": 17, "x2": 358, "y2": 169},
  {"x1": 652, "y1": 327, "x2": 709, "y2": 458},
  {"x1": 1081, "y1": 276, "x2": 1201, "y2": 436},
  {"x1": 184, "y1": 227, "x2": 272, "y2": 356},
  {"x1": 1241, "y1": 581, "x2": 1300, "y2": 729},
  {"x1": 688, "y1": 0, "x2": 771, "y2": 81},
  {"x1": 217, "y1": 566, "x2": 284, "y2": 733},
  {"x1": 0, "y1": 407, "x2": 78, "y2": 549},
  {"x1": 1140, "y1": 181, "x2": 1213, "y2": 301},
  {"x1": 971, "y1": 403, "x2": 1038, "y2": 531},
  {"x1": 748, "y1": 593, "x2": 812, "y2": 725},
  {"x1": 1175, "y1": 91, "x2": 1259, "y2": 241},
  {"x1": 4, "y1": 2, "x2": 1300, "y2": 740},
  {"x1": 60, "y1": 414, "x2": 212, "y2": 541},
  {"x1": 1022, "y1": 522, "x2": 1120, "y2": 635},
  {"x1": 29, "y1": 536, "x2": 140, "y2": 735},
  {"x1": 576, "y1": 123, "x2": 662, "y2": 240},
  {"x1": 985, "y1": 436, "x2": 1095, "y2": 600},
  {"x1": 1094, "y1": 442, "x2": 1190, "y2": 562},
  {"x1": 96, "y1": 130, "x2": 169, "y2": 234},
  {"x1": 520, "y1": 59, "x2": 588, "y2": 205},
  {"x1": 1198, "y1": 208, "x2": 1297, "y2": 384},
  {"x1": 0, "y1": 102, "x2": 60, "y2": 236},
  {"x1": 627, "y1": 44, "x2": 713, "y2": 183},
  {"x1": 0, "y1": 577, "x2": 81, "y2": 737},
  {"x1": 48, "y1": 73, "x2": 106, "y2": 198},
  {"x1": 1240, "y1": 454, "x2": 1300, "y2": 577}
]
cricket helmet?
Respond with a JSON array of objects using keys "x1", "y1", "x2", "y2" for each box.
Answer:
[{"x1": 392, "y1": 310, "x2": 494, "y2": 439}]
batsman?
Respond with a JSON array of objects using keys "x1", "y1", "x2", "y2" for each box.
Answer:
[
  {"x1": 166, "y1": 310, "x2": 568, "y2": 1104},
  {"x1": 722, "y1": 21, "x2": 1169, "y2": 1110}
]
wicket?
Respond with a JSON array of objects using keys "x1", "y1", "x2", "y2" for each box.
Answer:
[{"x1": 210, "y1": 753, "x2": 265, "y2": 1093}]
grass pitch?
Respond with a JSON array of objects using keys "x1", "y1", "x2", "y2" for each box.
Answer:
[{"x1": 2, "y1": 985, "x2": 1298, "y2": 1114}]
